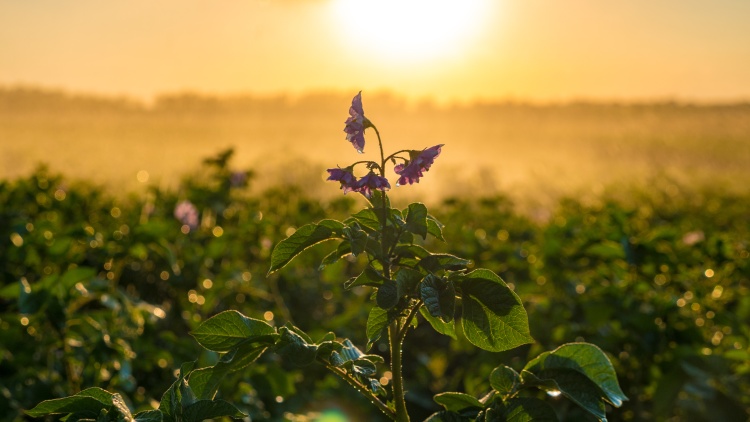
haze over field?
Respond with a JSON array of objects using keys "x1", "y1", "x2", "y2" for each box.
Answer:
[
  {"x1": 2, "y1": 88, "x2": 749, "y2": 205},
  {"x1": 2, "y1": 1, "x2": 750, "y2": 202}
]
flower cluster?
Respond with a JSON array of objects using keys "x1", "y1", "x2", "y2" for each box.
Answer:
[
  {"x1": 327, "y1": 167, "x2": 390, "y2": 198},
  {"x1": 329, "y1": 92, "x2": 443, "y2": 198},
  {"x1": 174, "y1": 200, "x2": 199, "y2": 230}
]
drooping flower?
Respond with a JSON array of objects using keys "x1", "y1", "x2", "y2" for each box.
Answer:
[
  {"x1": 344, "y1": 91, "x2": 368, "y2": 153},
  {"x1": 394, "y1": 144, "x2": 444, "y2": 186},
  {"x1": 355, "y1": 172, "x2": 391, "y2": 198},
  {"x1": 174, "y1": 200, "x2": 199, "y2": 230},
  {"x1": 229, "y1": 171, "x2": 249, "y2": 188},
  {"x1": 326, "y1": 167, "x2": 359, "y2": 194}
]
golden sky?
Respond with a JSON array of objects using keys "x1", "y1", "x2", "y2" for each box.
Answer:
[{"x1": 2, "y1": 0, "x2": 750, "y2": 103}]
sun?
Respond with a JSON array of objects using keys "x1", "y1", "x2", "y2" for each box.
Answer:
[{"x1": 332, "y1": 0, "x2": 490, "y2": 62}]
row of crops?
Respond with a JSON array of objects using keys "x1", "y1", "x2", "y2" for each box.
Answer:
[{"x1": 1, "y1": 151, "x2": 748, "y2": 421}]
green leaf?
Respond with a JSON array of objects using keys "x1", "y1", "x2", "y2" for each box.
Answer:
[
  {"x1": 19, "y1": 277, "x2": 49, "y2": 314},
  {"x1": 420, "y1": 254, "x2": 472, "y2": 273},
  {"x1": 189, "y1": 343, "x2": 268, "y2": 400},
  {"x1": 267, "y1": 219, "x2": 345, "y2": 274},
  {"x1": 340, "y1": 339, "x2": 365, "y2": 362},
  {"x1": 499, "y1": 397, "x2": 558, "y2": 422},
  {"x1": 350, "y1": 358, "x2": 378, "y2": 377},
  {"x1": 421, "y1": 276, "x2": 441, "y2": 316},
  {"x1": 317, "y1": 340, "x2": 344, "y2": 361},
  {"x1": 318, "y1": 241, "x2": 349, "y2": 270},
  {"x1": 182, "y1": 400, "x2": 245, "y2": 422},
  {"x1": 343, "y1": 223, "x2": 369, "y2": 256},
  {"x1": 434, "y1": 392, "x2": 483, "y2": 412},
  {"x1": 190, "y1": 310, "x2": 277, "y2": 352},
  {"x1": 274, "y1": 326, "x2": 318, "y2": 367},
  {"x1": 134, "y1": 410, "x2": 163, "y2": 422},
  {"x1": 366, "y1": 190, "x2": 391, "y2": 211},
  {"x1": 351, "y1": 208, "x2": 382, "y2": 232},
  {"x1": 359, "y1": 353, "x2": 386, "y2": 365},
  {"x1": 419, "y1": 307, "x2": 457, "y2": 339},
  {"x1": 26, "y1": 388, "x2": 114, "y2": 417},
  {"x1": 159, "y1": 361, "x2": 196, "y2": 422},
  {"x1": 439, "y1": 282, "x2": 456, "y2": 321},
  {"x1": 344, "y1": 266, "x2": 384, "y2": 289},
  {"x1": 585, "y1": 240, "x2": 626, "y2": 260},
  {"x1": 57, "y1": 267, "x2": 97, "y2": 295},
  {"x1": 420, "y1": 275, "x2": 456, "y2": 322},
  {"x1": 111, "y1": 394, "x2": 133, "y2": 420},
  {"x1": 490, "y1": 365, "x2": 521, "y2": 397},
  {"x1": 393, "y1": 244, "x2": 431, "y2": 260},
  {"x1": 393, "y1": 245, "x2": 430, "y2": 269},
  {"x1": 427, "y1": 215, "x2": 446, "y2": 241},
  {"x1": 460, "y1": 269, "x2": 533, "y2": 352},
  {"x1": 523, "y1": 342, "x2": 627, "y2": 407},
  {"x1": 376, "y1": 280, "x2": 399, "y2": 309},
  {"x1": 366, "y1": 306, "x2": 389, "y2": 350},
  {"x1": 425, "y1": 411, "x2": 472, "y2": 421},
  {"x1": 404, "y1": 202, "x2": 428, "y2": 239},
  {"x1": 368, "y1": 378, "x2": 388, "y2": 397},
  {"x1": 521, "y1": 369, "x2": 607, "y2": 421},
  {"x1": 397, "y1": 267, "x2": 423, "y2": 292},
  {"x1": 0, "y1": 279, "x2": 21, "y2": 299}
]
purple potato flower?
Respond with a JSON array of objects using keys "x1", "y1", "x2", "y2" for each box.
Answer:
[
  {"x1": 394, "y1": 144, "x2": 444, "y2": 186},
  {"x1": 344, "y1": 91, "x2": 368, "y2": 153},
  {"x1": 326, "y1": 167, "x2": 359, "y2": 194},
  {"x1": 174, "y1": 200, "x2": 199, "y2": 230},
  {"x1": 355, "y1": 172, "x2": 391, "y2": 198},
  {"x1": 229, "y1": 171, "x2": 248, "y2": 188}
]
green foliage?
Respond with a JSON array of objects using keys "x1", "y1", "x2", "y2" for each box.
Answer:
[
  {"x1": 268, "y1": 220, "x2": 345, "y2": 275},
  {"x1": 4, "y1": 149, "x2": 748, "y2": 421},
  {"x1": 428, "y1": 344, "x2": 626, "y2": 421},
  {"x1": 459, "y1": 269, "x2": 533, "y2": 352},
  {"x1": 522, "y1": 343, "x2": 627, "y2": 408},
  {"x1": 190, "y1": 310, "x2": 278, "y2": 352}
]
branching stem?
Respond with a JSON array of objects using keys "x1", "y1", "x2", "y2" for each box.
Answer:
[
  {"x1": 398, "y1": 300, "x2": 423, "y2": 342},
  {"x1": 320, "y1": 359, "x2": 396, "y2": 419},
  {"x1": 373, "y1": 124, "x2": 410, "y2": 421}
]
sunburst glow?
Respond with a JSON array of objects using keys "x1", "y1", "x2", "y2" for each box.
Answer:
[{"x1": 333, "y1": 0, "x2": 490, "y2": 62}]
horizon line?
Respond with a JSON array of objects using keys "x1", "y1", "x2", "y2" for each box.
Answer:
[{"x1": 2, "y1": 83, "x2": 750, "y2": 108}]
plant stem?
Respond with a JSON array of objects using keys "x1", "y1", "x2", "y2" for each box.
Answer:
[
  {"x1": 372, "y1": 125, "x2": 409, "y2": 421},
  {"x1": 320, "y1": 359, "x2": 396, "y2": 419},
  {"x1": 398, "y1": 300, "x2": 423, "y2": 342},
  {"x1": 373, "y1": 125, "x2": 386, "y2": 174},
  {"x1": 389, "y1": 321, "x2": 409, "y2": 421}
]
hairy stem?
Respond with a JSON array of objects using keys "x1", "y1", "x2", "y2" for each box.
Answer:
[
  {"x1": 320, "y1": 359, "x2": 396, "y2": 419},
  {"x1": 389, "y1": 321, "x2": 409, "y2": 421},
  {"x1": 398, "y1": 300, "x2": 423, "y2": 342},
  {"x1": 373, "y1": 125, "x2": 409, "y2": 421}
]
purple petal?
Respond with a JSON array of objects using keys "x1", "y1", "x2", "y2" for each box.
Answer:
[
  {"x1": 394, "y1": 144, "x2": 443, "y2": 186},
  {"x1": 355, "y1": 172, "x2": 391, "y2": 198},
  {"x1": 174, "y1": 200, "x2": 199, "y2": 229},
  {"x1": 343, "y1": 92, "x2": 367, "y2": 153},
  {"x1": 327, "y1": 167, "x2": 358, "y2": 194},
  {"x1": 350, "y1": 91, "x2": 364, "y2": 117}
]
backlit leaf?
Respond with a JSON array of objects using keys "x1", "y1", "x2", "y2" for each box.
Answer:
[
  {"x1": 404, "y1": 202, "x2": 428, "y2": 239},
  {"x1": 434, "y1": 392, "x2": 483, "y2": 412},
  {"x1": 490, "y1": 365, "x2": 521, "y2": 397},
  {"x1": 268, "y1": 219, "x2": 344, "y2": 274},
  {"x1": 191, "y1": 311, "x2": 277, "y2": 352},
  {"x1": 460, "y1": 269, "x2": 532, "y2": 352},
  {"x1": 523, "y1": 342, "x2": 627, "y2": 407}
]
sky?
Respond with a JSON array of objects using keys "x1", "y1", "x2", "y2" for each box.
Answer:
[{"x1": 2, "y1": 0, "x2": 750, "y2": 103}]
